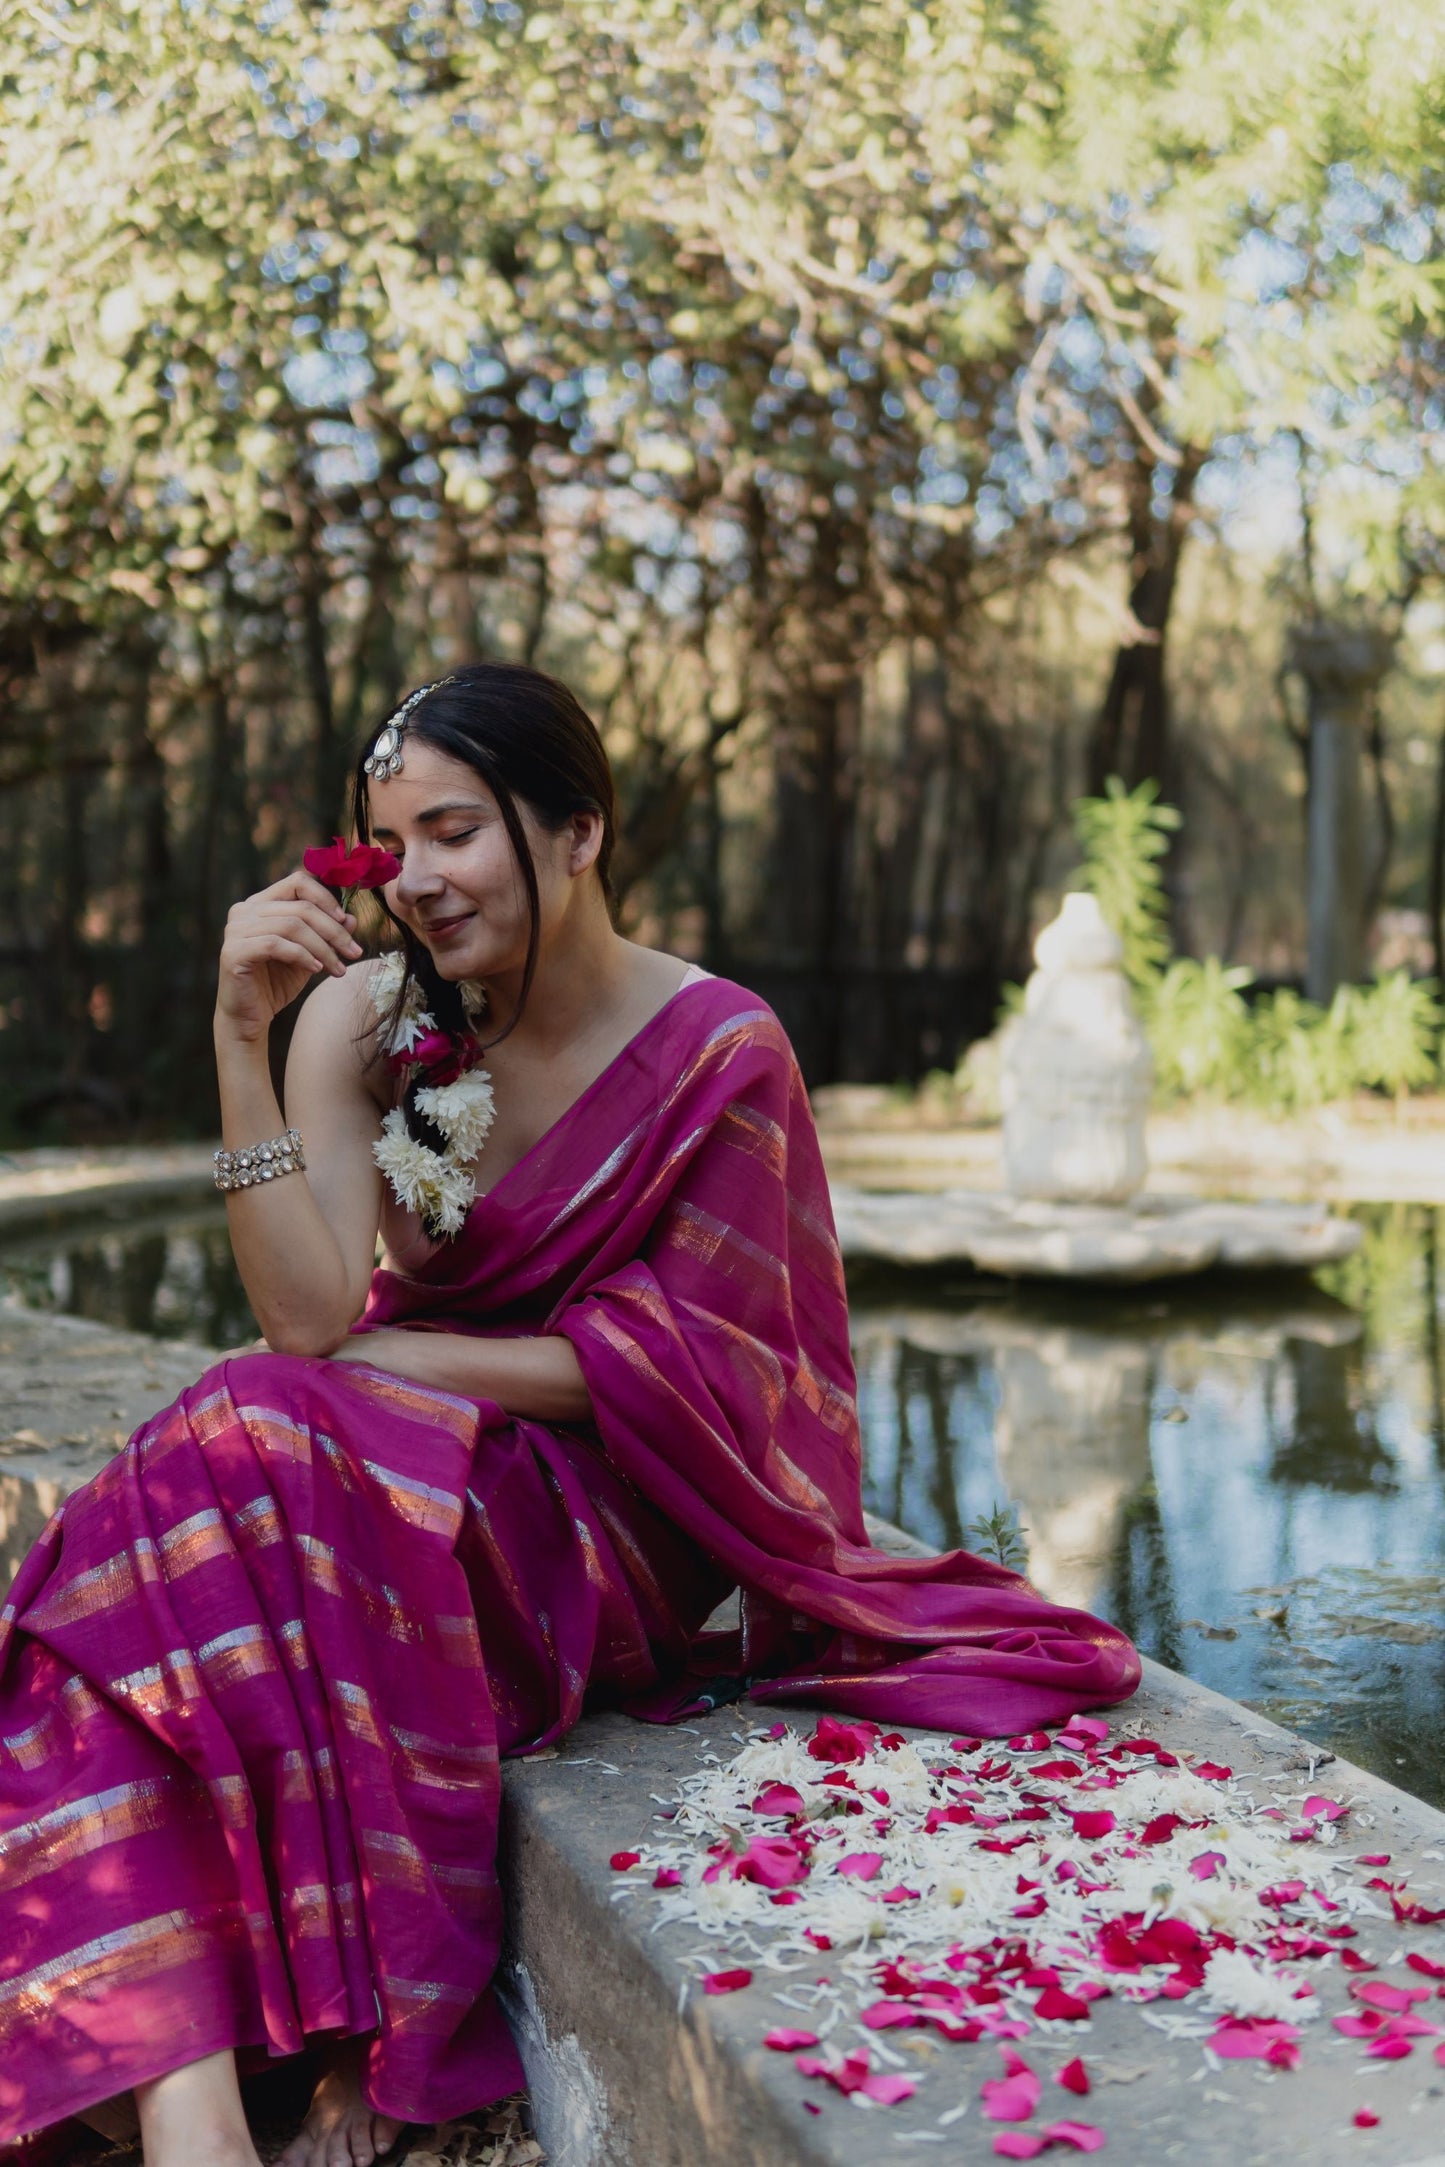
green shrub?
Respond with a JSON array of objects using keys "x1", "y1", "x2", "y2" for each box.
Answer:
[
  {"x1": 1062, "y1": 781, "x2": 1443, "y2": 1116},
  {"x1": 1072, "y1": 777, "x2": 1180, "y2": 988}
]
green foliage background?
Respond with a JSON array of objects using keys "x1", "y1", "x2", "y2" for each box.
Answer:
[{"x1": 3, "y1": 0, "x2": 1445, "y2": 1133}]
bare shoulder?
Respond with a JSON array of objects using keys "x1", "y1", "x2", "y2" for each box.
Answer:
[{"x1": 287, "y1": 959, "x2": 390, "y2": 1097}]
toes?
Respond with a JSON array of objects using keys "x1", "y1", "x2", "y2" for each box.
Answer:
[{"x1": 375, "y1": 2121, "x2": 405, "y2": 2159}]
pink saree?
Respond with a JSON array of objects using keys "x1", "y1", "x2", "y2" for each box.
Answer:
[{"x1": 0, "y1": 975, "x2": 1138, "y2": 2140}]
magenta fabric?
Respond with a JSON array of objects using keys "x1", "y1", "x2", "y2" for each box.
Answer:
[{"x1": 0, "y1": 975, "x2": 1137, "y2": 2140}]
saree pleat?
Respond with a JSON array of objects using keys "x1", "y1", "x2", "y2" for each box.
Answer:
[
  {"x1": 0, "y1": 1357, "x2": 717, "y2": 2139},
  {"x1": 0, "y1": 973, "x2": 1138, "y2": 2139}
]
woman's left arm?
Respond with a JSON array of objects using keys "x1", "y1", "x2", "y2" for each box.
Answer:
[{"x1": 326, "y1": 1328, "x2": 592, "y2": 1423}]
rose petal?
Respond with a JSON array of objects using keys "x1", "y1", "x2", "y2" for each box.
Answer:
[
  {"x1": 1056, "y1": 2058, "x2": 1090, "y2": 2096},
  {"x1": 1036, "y1": 1987, "x2": 1091, "y2": 2022},
  {"x1": 807, "y1": 1715, "x2": 880, "y2": 1764},
  {"x1": 765, "y1": 2027, "x2": 819, "y2": 2050},
  {"x1": 1353, "y1": 2110, "x2": 1379, "y2": 2128},
  {"x1": 1351, "y1": 1980, "x2": 1430, "y2": 2011},
  {"x1": 992, "y1": 2138, "x2": 1048, "y2": 2161},
  {"x1": 1043, "y1": 2124, "x2": 1107, "y2": 2154},
  {"x1": 652, "y1": 1867, "x2": 682, "y2": 1888},
  {"x1": 609, "y1": 1851, "x2": 641, "y2": 1870},
  {"x1": 1070, "y1": 1810, "x2": 1116, "y2": 1840},
  {"x1": 702, "y1": 1968, "x2": 752, "y2": 1994},
  {"x1": 982, "y1": 2050, "x2": 1042, "y2": 2123},
  {"x1": 1407, "y1": 1953, "x2": 1445, "y2": 1981},
  {"x1": 1194, "y1": 1761, "x2": 1232, "y2": 1780},
  {"x1": 861, "y1": 2074, "x2": 917, "y2": 2105},
  {"x1": 1189, "y1": 1850, "x2": 1226, "y2": 1882},
  {"x1": 1209, "y1": 2019, "x2": 1301, "y2": 2061},
  {"x1": 835, "y1": 1851, "x2": 883, "y2": 1880},
  {"x1": 752, "y1": 1782, "x2": 806, "y2": 1817},
  {"x1": 1365, "y1": 2035, "x2": 1414, "y2": 2060}
]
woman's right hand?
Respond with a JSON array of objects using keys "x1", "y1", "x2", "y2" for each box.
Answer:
[{"x1": 215, "y1": 870, "x2": 365, "y2": 1043}]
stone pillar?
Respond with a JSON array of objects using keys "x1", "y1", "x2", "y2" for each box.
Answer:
[{"x1": 1288, "y1": 623, "x2": 1393, "y2": 1005}]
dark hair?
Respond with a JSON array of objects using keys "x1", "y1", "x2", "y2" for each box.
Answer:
[{"x1": 352, "y1": 660, "x2": 617, "y2": 1155}]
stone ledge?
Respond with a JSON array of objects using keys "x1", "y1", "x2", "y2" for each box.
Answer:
[{"x1": 499, "y1": 1670, "x2": 1445, "y2": 2167}]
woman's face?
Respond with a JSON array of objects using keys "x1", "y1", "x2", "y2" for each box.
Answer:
[{"x1": 365, "y1": 739, "x2": 594, "y2": 982}]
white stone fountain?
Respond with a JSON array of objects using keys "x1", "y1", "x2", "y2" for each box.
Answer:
[{"x1": 830, "y1": 894, "x2": 1362, "y2": 1282}]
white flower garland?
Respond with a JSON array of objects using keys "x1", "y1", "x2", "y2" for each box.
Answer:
[{"x1": 368, "y1": 954, "x2": 495, "y2": 1238}]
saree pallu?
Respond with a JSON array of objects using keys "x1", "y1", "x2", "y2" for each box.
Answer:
[{"x1": 0, "y1": 974, "x2": 1139, "y2": 2138}]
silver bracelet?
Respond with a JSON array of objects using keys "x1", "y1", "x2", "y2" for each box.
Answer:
[{"x1": 213, "y1": 1127, "x2": 306, "y2": 1192}]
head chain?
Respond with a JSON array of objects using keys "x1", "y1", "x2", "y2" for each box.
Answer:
[{"x1": 362, "y1": 674, "x2": 459, "y2": 780}]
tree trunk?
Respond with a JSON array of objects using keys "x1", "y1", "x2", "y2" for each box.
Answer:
[
  {"x1": 1086, "y1": 450, "x2": 1203, "y2": 793},
  {"x1": 1289, "y1": 622, "x2": 1394, "y2": 1003}
]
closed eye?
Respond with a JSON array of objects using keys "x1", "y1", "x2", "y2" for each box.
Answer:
[{"x1": 441, "y1": 828, "x2": 479, "y2": 845}]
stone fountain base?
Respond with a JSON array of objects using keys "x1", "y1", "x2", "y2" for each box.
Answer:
[{"x1": 831, "y1": 1184, "x2": 1362, "y2": 1281}]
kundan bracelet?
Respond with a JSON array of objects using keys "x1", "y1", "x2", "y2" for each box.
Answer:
[{"x1": 213, "y1": 1127, "x2": 306, "y2": 1192}]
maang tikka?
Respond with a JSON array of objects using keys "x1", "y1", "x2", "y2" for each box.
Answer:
[{"x1": 363, "y1": 675, "x2": 458, "y2": 780}]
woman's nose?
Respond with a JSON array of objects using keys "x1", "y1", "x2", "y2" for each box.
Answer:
[{"x1": 393, "y1": 852, "x2": 444, "y2": 907}]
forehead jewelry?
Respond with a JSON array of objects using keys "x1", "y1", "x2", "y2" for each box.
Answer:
[{"x1": 363, "y1": 674, "x2": 458, "y2": 780}]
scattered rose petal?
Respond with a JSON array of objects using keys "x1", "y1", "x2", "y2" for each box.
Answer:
[
  {"x1": 982, "y1": 2049, "x2": 1042, "y2": 2122},
  {"x1": 1355, "y1": 1854, "x2": 1390, "y2": 1867},
  {"x1": 609, "y1": 1851, "x2": 641, "y2": 1870},
  {"x1": 1070, "y1": 1811, "x2": 1116, "y2": 1840},
  {"x1": 652, "y1": 1867, "x2": 682, "y2": 1888},
  {"x1": 765, "y1": 2027, "x2": 819, "y2": 2050},
  {"x1": 835, "y1": 1851, "x2": 883, "y2": 1881},
  {"x1": 1351, "y1": 1980, "x2": 1430, "y2": 2012},
  {"x1": 1189, "y1": 1850, "x2": 1225, "y2": 1881},
  {"x1": 1302, "y1": 1795, "x2": 1347, "y2": 1822},
  {"x1": 881, "y1": 1884, "x2": 921, "y2": 1903},
  {"x1": 1194, "y1": 1762, "x2": 1232, "y2": 1780},
  {"x1": 702, "y1": 1968, "x2": 752, "y2": 1994},
  {"x1": 807, "y1": 1716, "x2": 880, "y2": 1764},
  {"x1": 1436, "y1": 2042, "x2": 1445, "y2": 2068},
  {"x1": 864, "y1": 2073, "x2": 919, "y2": 2104},
  {"x1": 1353, "y1": 2109, "x2": 1379, "y2": 2128},
  {"x1": 1057, "y1": 2058, "x2": 1090, "y2": 2096},
  {"x1": 803, "y1": 1928, "x2": 832, "y2": 1950},
  {"x1": 1044, "y1": 2125, "x2": 1107, "y2": 2154},
  {"x1": 1209, "y1": 2018, "x2": 1301, "y2": 2062},
  {"x1": 732, "y1": 1836, "x2": 809, "y2": 1888},
  {"x1": 752, "y1": 1782, "x2": 805, "y2": 1817},
  {"x1": 1340, "y1": 1950, "x2": 1375, "y2": 1973},
  {"x1": 1365, "y1": 2035, "x2": 1413, "y2": 2061},
  {"x1": 1409, "y1": 1954, "x2": 1445, "y2": 1981},
  {"x1": 1036, "y1": 1987, "x2": 1091, "y2": 2022},
  {"x1": 993, "y1": 2137, "x2": 1049, "y2": 2160}
]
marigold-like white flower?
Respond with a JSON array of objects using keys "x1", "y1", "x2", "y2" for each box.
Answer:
[
  {"x1": 1201, "y1": 1947, "x2": 1317, "y2": 2023},
  {"x1": 372, "y1": 1111, "x2": 475, "y2": 1235},
  {"x1": 368, "y1": 954, "x2": 436, "y2": 1055},
  {"x1": 416, "y1": 1071, "x2": 496, "y2": 1159}
]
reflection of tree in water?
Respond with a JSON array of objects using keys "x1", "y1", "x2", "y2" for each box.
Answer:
[
  {"x1": 1106, "y1": 1479, "x2": 1186, "y2": 1673},
  {"x1": 1268, "y1": 1337, "x2": 1396, "y2": 1494},
  {"x1": 64, "y1": 1232, "x2": 168, "y2": 1333},
  {"x1": 0, "y1": 1214, "x2": 257, "y2": 1344},
  {"x1": 889, "y1": 1343, "x2": 973, "y2": 1554}
]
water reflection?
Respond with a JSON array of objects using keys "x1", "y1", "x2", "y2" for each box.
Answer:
[
  {"x1": 0, "y1": 1204, "x2": 257, "y2": 1347},
  {"x1": 852, "y1": 1209, "x2": 1445, "y2": 1809}
]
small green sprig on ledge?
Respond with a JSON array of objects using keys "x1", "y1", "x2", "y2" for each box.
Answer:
[{"x1": 966, "y1": 1501, "x2": 1030, "y2": 1573}]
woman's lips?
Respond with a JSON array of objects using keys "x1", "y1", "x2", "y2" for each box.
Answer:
[{"x1": 422, "y1": 912, "x2": 474, "y2": 941}]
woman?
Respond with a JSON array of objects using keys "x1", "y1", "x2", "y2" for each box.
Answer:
[{"x1": 0, "y1": 664, "x2": 1139, "y2": 2166}]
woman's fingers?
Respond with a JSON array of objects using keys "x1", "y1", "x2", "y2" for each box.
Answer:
[
  {"x1": 231, "y1": 903, "x2": 362, "y2": 977},
  {"x1": 255, "y1": 900, "x2": 364, "y2": 968}
]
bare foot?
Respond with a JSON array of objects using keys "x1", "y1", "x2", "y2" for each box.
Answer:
[
  {"x1": 135, "y1": 2049, "x2": 262, "y2": 2167},
  {"x1": 275, "y1": 2039, "x2": 405, "y2": 2167}
]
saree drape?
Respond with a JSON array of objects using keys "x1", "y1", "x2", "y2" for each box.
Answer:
[{"x1": 0, "y1": 975, "x2": 1138, "y2": 2140}]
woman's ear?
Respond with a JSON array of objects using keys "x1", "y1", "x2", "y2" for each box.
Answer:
[{"x1": 568, "y1": 810, "x2": 605, "y2": 878}]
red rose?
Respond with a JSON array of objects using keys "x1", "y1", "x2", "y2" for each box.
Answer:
[{"x1": 303, "y1": 836, "x2": 401, "y2": 889}]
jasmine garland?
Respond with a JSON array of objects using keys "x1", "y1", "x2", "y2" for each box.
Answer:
[{"x1": 369, "y1": 953, "x2": 494, "y2": 1238}]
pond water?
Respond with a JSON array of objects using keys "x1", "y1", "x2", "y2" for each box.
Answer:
[{"x1": 3, "y1": 1201, "x2": 1443, "y2": 1810}]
